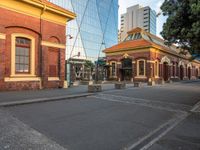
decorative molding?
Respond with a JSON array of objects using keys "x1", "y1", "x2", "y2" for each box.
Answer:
[
  {"x1": 41, "y1": 41, "x2": 66, "y2": 49},
  {"x1": 178, "y1": 60, "x2": 185, "y2": 67},
  {"x1": 161, "y1": 56, "x2": 171, "y2": 64},
  {"x1": 187, "y1": 63, "x2": 192, "y2": 68},
  {"x1": 117, "y1": 62, "x2": 121, "y2": 65},
  {"x1": 0, "y1": 33, "x2": 6, "y2": 39},
  {"x1": 147, "y1": 60, "x2": 155, "y2": 63},
  {"x1": 123, "y1": 53, "x2": 129, "y2": 58}
]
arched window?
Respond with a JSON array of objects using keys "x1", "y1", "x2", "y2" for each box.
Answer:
[
  {"x1": 15, "y1": 37, "x2": 31, "y2": 73},
  {"x1": 137, "y1": 59, "x2": 146, "y2": 76}
]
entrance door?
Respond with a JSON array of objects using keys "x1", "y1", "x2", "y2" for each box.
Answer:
[
  {"x1": 121, "y1": 69, "x2": 132, "y2": 81},
  {"x1": 121, "y1": 58, "x2": 132, "y2": 81},
  {"x1": 163, "y1": 62, "x2": 168, "y2": 81},
  {"x1": 180, "y1": 65, "x2": 184, "y2": 80}
]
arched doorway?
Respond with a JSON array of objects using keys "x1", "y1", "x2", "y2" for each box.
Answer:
[
  {"x1": 120, "y1": 58, "x2": 132, "y2": 81},
  {"x1": 163, "y1": 62, "x2": 168, "y2": 81},
  {"x1": 188, "y1": 67, "x2": 191, "y2": 80},
  {"x1": 180, "y1": 65, "x2": 184, "y2": 80},
  {"x1": 196, "y1": 69, "x2": 199, "y2": 78}
]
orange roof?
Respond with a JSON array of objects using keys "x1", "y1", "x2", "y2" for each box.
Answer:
[{"x1": 103, "y1": 39, "x2": 153, "y2": 53}]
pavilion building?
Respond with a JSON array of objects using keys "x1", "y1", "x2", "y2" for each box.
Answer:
[{"x1": 103, "y1": 27, "x2": 200, "y2": 83}]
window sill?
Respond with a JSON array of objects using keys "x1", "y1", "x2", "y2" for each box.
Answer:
[
  {"x1": 4, "y1": 77, "x2": 41, "y2": 82},
  {"x1": 48, "y1": 77, "x2": 60, "y2": 81},
  {"x1": 135, "y1": 76, "x2": 147, "y2": 79}
]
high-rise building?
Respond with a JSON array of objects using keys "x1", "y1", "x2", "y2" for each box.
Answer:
[
  {"x1": 119, "y1": 4, "x2": 156, "y2": 42},
  {"x1": 49, "y1": 0, "x2": 118, "y2": 61}
]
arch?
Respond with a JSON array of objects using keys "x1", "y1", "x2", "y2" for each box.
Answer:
[
  {"x1": 187, "y1": 63, "x2": 192, "y2": 68},
  {"x1": 178, "y1": 60, "x2": 185, "y2": 68},
  {"x1": 48, "y1": 36, "x2": 60, "y2": 43},
  {"x1": 161, "y1": 56, "x2": 171, "y2": 64}
]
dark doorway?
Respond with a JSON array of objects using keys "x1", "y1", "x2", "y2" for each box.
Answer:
[
  {"x1": 163, "y1": 62, "x2": 168, "y2": 81},
  {"x1": 196, "y1": 69, "x2": 199, "y2": 78},
  {"x1": 188, "y1": 67, "x2": 191, "y2": 80},
  {"x1": 180, "y1": 65, "x2": 184, "y2": 80},
  {"x1": 121, "y1": 58, "x2": 132, "y2": 81}
]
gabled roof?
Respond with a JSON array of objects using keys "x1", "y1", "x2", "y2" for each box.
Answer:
[
  {"x1": 104, "y1": 27, "x2": 191, "y2": 58},
  {"x1": 103, "y1": 39, "x2": 153, "y2": 53}
]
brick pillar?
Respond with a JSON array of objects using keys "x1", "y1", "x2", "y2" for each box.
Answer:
[
  {"x1": 41, "y1": 46, "x2": 48, "y2": 88},
  {"x1": 60, "y1": 48, "x2": 65, "y2": 87},
  {"x1": 0, "y1": 38, "x2": 5, "y2": 81}
]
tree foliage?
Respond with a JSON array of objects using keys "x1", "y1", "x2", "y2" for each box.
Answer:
[
  {"x1": 161, "y1": 0, "x2": 200, "y2": 55},
  {"x1": 84, "y1": 60, "x2": 94, "y2": 69}
]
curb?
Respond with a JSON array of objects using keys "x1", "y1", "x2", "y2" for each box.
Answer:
[{"x1": 0, "y1": 93, "x2": 94, "y2": 107}]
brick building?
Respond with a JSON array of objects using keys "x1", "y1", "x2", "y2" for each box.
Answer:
[
  {"x1": 103, "y1": 28, "x2": 200, "y2": 83},
  {"x1": 0, "y1": 0, "x2": 75, "y2": 91}
]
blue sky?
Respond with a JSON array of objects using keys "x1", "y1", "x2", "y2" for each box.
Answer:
[{"x1": 119, "y1": 0, "x2": 167, "y2": 37}]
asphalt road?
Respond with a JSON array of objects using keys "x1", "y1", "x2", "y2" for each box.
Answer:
[{"x1": 1, "y1": 80, "x2": 200, "y2": 150}]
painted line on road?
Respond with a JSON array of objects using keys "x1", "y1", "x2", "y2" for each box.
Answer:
[
  {"x1": 190, "y1": 100, "x2": 200, "y2": 113},
  {"x1": 91, "y1": 94, "x2": 190, "y2": 113},
  {"x1": 99, "y1": 93, "x2": 191, "y2": 108},
  {"x1": 124, "y1": 113, "x2": 188, "y2": 150}
]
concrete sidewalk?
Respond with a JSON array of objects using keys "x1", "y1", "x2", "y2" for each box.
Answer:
[{"x1": 0, "y1": 84, "x2": 136, "y2": 107}]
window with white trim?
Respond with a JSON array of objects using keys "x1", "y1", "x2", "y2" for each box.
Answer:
[
  {"x1": 137, "y1": 59, "x2": 146, "y2": 76},
  {"x1": 15, "y1": 37, "x2": 31, "y2": 73}
]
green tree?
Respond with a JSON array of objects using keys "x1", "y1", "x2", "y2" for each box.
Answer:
[
  {"x1": 84, "y1": 60, "x2": 94, "y2": 69},
  {"x1": 161, "y1": 0, "x2": 200, "y2": 55}
]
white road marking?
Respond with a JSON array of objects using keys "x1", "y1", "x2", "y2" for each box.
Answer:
[
  {"x1": 190, "y1": 101, "x2": 200, "y2": 112},
  {"x1": 125, "y1": 113, "x2": 188, "y2": 150},
  {"x1": 91, "y1": 94, "x2": 190, "y2": 113}
]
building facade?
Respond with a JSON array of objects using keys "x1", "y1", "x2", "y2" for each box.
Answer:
[
  {"x1": 119, "y1": 4, "x2": 156, "y2": 42},
  {"x1": 104, "y1": 28, "x2": 200, "y2": 83},
  {"x1": 0, "y1": 0, "x2": 75, "y2": 91},
  {"x1": 49, "y1": 0, "x2": 118, "y2": 61}
]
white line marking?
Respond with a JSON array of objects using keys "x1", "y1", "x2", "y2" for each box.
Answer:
[
  {"x1": 190, "y1": 101, "x2": 200, "y2": 112},
  {"x1": 125, "y1": 113, "x2": 188, "y2": 150},
  {"x1": 91, "y1": 95, "x2": 190, "y2": 113}
]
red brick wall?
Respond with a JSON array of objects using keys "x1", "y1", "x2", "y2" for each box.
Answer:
[{"x1": 0, "y1": 8, "x2": 66, "y2": 91}]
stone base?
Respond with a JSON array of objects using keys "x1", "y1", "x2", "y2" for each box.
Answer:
[
  {"x1": 88, "y1": 84, "x2": 102, "y2": 92},
  {"x1": 115, "y1": 82, "x2": 126, "y2": 89},
  {"x1": 148, "y1": 81, "x2": 155, "y2": 86},
  {"x1": 63, "y1": 80, "x2": 68, "y2": 88},
  {"x1": 73, "y1": 81, "x2": 80, "y2": 86},
  {"x1": 80, "y1": 80, "x2": 94, "y2": 85},
  {"x1": 166, "y1": 80, "x2": 173, "y2": 83},
  {"x1": 134, "y1": 82, "x2": 142, "y2": 87}
]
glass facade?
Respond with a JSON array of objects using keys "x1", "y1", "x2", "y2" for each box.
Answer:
[
  {"x1": 49, "y1": 0, "x2": 118, "y2": 61},
  {"x1": 149, "y1": 9, "x2": 156, "y2": 35}
]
